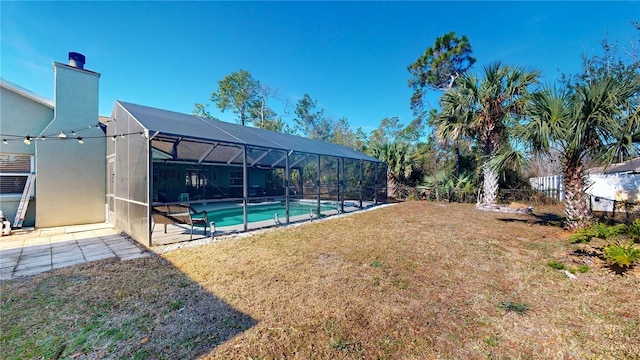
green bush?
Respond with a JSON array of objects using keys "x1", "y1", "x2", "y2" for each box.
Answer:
[
  {"x1": 547, "y1": 261, "x2": 566, "y2": 270},
  {"x1": 626, "y1": 219, "x2": 640, "y2": 243},
  {"x1": 606, "y1": 224, "x2": 627, "y2": 238},
  {"x1": 569, "y1": 224, "x2": 603, "y2": 243},
  {"x1": 576, "y1": 265, "x2": 589, "y2": 273},
  {"x1": 497, "y1": 301, "x2": 531, "y2": 315},
  {"x1": 603, "y1": 241, "x2": 640, "y2": 268},
  {"x1": 569, "y1": 222, "x2": 627, "y2": 243}
]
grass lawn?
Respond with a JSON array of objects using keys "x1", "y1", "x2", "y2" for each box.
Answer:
[{"x1": 2, "y1": 201, "x2": 639, "y2": 359}]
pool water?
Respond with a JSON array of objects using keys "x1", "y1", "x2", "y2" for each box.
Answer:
[{"x1": 198, "y1": 201, "x2": 338, "y2": 227}]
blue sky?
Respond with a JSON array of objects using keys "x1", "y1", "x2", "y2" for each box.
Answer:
[{"x1": 1, "y1": 1, "x2": 638, "y2": 135}]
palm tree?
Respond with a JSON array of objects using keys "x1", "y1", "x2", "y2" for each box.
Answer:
[
  {"x1": 439, "y1": 62, "x2": 540, "y2": 205},
  {"x1": 511, "y1": 76, "x2": 639, "y2": 229},
  {"x1": 431, "y1": 94, "x2": 473, "y2": 179},
  {"x1": 372, "y1": 142, "x2": 417, "y2": 199},
  {"x1": 454, "y1": 172, "x2": 477, "y2": 202}
]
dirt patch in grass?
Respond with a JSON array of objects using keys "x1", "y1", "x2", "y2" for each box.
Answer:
[{"x1": 2, "y1": 202, "x2": 639, "y2": 359}]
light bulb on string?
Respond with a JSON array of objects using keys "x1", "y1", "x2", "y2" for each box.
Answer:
[
  {"x1": 2, "y1": 139, "x2": 7, "y2": 145},
  {"x1": 78, "y1": 137, "x2": 84, "y2": 144},
  {"x1": 111, "y1": 135, "x2": 117, "y2": 142},
  {"x1": 24, "y1": 136, "x2": 32, "y2": 145}
]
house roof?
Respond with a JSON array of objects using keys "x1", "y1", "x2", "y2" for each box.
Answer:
[
  {"x1": 587, "y1": 157, "x2": 640, "y2": 174},
  {"x1": 0, "y1": 78, "x2": 54, "y2": 109},
  {"x1": 115, "y1": 100, "x2": 381, "y2": 163}
]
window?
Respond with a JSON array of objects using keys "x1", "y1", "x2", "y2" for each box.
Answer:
[
  {"x1": 229, "y1": 170, "x2": 243, "y2": 187},
  {"x1": 0, "y1": 154, "x2": 33, "y2": 195},
  {"x1": 185, "y1": 169, "x2": 208, "y2": 189}
]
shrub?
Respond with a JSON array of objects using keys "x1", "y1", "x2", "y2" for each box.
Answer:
[
  {"x1": 606, "y1": 224, "x2": 627, "y2": 238},
  {"x1": 626, "y1": 219, "x2": 640, "y2": 243},
  {"x1": 169, "y1": 300, "x2": 184, "y2": 311},
  {"x1": 547, "y1": 261, "x2": 566, "y2": 270},
  {"x1": 497, "y1": 301, "x2": 531, "y2": 315},
  {"x1": 603, "y1": 241, "x2": 640, "y2": 268},
  {"x1": 576, "y1": 265, "x2": 589, "y2": 273},
  {"x1": 569, "y1": 222, "x2": 626, "y2": 243},
  {"x1": 569, "y1": 224, "x2": 601, "y2": 243}
]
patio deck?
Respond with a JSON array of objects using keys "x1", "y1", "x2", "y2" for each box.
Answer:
[{"x1": 0, "y1": 223, "x2": 149, "y2": 281}]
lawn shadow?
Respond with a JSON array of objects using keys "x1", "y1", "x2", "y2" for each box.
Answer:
[
  {"x1": 0, "y1": 255, "x2": 257, "y2": 359},
  {"x1": 498, "y1": 212, "x2": 565, "y2": 227},
  {"x1": 130, "y1": 256, "x2": 258, "y2": 357},
  {"x1": 606, "y1": 263, "x2": 636, "y2": 276}
]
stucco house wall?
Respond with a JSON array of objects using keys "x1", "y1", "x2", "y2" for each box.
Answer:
[
  {"x1": 0, "y1": 80, "x2": 54, "y2": 227},
  {"x1": 0, "y1": 54, "x2": 105, "y2": 229},
  {"x1": 35, "y1": 62, "x2": 105, "y2": 228}
]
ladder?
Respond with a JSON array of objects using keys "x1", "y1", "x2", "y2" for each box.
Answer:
[{"x1": 13, "y1": 174, "x2": 35, "y2": 228}]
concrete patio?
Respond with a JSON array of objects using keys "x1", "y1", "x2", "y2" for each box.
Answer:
[{"x1": 0, "y1": 223, "x2": 149, "y2": 281}]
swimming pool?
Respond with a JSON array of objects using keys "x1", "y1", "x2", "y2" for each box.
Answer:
[{"x1": 195, "y1": 201, "x2": 339, "y2": 227}]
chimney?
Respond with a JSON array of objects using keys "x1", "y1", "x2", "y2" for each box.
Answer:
[{"x1": 68, "y1": 52, "x2": 86, "y2": 69}]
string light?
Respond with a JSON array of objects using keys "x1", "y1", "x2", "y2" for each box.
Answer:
[
  {"x1": 0, "y1": 132, "x2": 142, "y2": 144},
  {"x1": 0, "y1": 118, "x2": 146, "y2": 146}
]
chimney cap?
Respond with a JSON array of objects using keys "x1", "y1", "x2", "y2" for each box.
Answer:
[{"x1": 68, "y1": 52, "x2": 86, "y2": 69}]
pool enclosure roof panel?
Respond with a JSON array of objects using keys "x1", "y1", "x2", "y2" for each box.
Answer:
[{"x1": 116, "y1": 101, "x2": 381, "y2": 162}]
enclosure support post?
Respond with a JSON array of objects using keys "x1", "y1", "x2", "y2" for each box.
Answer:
[
  {"x1": 374, "y1": 162, "x2": 379, "y2": 206},
  {"x1": 317, "y1": 155, "x2": 321, "y2": 218},
  {"x1": 147, "y1": 135, "x2": 153, "y2": 247},
  {"x1": 285, "y1": 151, "x2": 290, "y2": 224},
  {"x1": 341, "y1": 158, "x2": 346, "y2": 213},
  {"x1": 336, "y1": 157, "x2": 340, "y2": 205},
  {"x1": 242, "y1": 145, "x2": 248, "y2": 231},
  {"x1": 331, "y1": 158, "x2": 342, "y2": 211},
  {"x1": 359, "y1": 159, "x2": 363, "y2": 209}
]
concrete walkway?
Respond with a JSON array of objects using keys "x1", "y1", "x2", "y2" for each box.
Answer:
[{"x1": 0, "y1": 223, "x2": 149, "y2": 281}]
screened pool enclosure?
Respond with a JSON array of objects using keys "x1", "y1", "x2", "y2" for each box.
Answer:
[{"x1": 107, "y1": 101, "x2": 387, "y2": 246}]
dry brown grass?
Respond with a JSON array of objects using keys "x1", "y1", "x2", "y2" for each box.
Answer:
[{"x1": 2, "y1": 202, "x2": 639, "y2": 359}]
